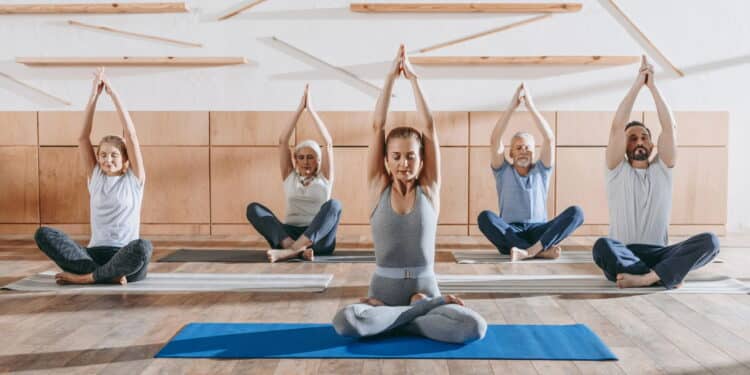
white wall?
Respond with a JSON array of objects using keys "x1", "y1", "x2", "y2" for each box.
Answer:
[{"x1": 1, "y1": 0, "x2": 748, "y2": 232}]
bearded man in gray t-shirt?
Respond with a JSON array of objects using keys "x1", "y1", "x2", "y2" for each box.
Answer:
[{"x1": 593, "y1": 56, "x2": 719, "y2": 289}]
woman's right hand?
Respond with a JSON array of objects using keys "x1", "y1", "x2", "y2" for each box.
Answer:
[
  {"x1": 297, "y1": 84, "x2": 309, "y2": 112},
  {"x1": 509, "y1": 82, "x2": 525, "y2": 110},
  {"x1": 443, "y1": 294, "x2": 465, "y2": 306},
  {"x1": 388, "y1": 44, "x2": 404, "y2": 79}
]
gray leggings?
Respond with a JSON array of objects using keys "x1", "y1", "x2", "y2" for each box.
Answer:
[
  {"x1": 333, "y1": 273, "x2": 486, "y2": 344},
  {"x1": 34, "y1": 226, "x2": 152, "y2": 283},
  {"x1": 332, "y1": 296, "x2": 487, "y2": 344}
]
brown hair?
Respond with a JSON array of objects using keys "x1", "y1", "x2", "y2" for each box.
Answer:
[{"x1": 385, "y1": 126, "x2": 424, "y2": 157}]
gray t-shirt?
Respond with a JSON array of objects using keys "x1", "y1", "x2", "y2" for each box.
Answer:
[
  {"x1": 607, "y1": 157, "x2": 672, "y2": 246},
  {"x1": 493, "y1": 160, "x2": 552, "y2": 224},
  {"x1": 88, "y1": 165, "x2": 144, "y2": 248}
]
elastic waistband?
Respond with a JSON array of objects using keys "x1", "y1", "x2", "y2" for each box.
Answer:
[{"x1": 374, "y1": 265, "x2": 435, "y2": 279}]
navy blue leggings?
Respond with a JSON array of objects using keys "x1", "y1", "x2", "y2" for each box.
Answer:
[
  {"x1": 477, "y1": 206, "x2": 585, "y2": 254},
  {"x1": 246, "y1": 199, "x2": 342, "y2": 255},
  {"x1": 593, "y1": 232, "x2": 720, "y2": 289}
]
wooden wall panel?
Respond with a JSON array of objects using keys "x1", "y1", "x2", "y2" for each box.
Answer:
[
  {"x1": 38, "y1": 111, "x2": 121, "y2": 146},
  {"x1": 0, "y1": 147, "x2": 39, "y2": 223},
  {"x1": 297, "y1": 112, "x2": 372, "y2": 146},
  {"x1": 39, "y1": 147, "x2": 89, "y2": 223},
  {"x1": 210, "y1": 112, "x2": 293, "y2": 146},
  {"x1": 671, "y1": 147, "x2": 727, "y2": 224},
  {"x1": 644, "y1": 111, "x2": 728, "y2": 146},
  {"x1": 555, "y1": 148, "x2": 608, "y2": 224},
  {"x1": 131, "y1": 111, "x2": 209, "y2": 146},
  {"x1": 211, "y1": 147, "x2": 286, "y2": 224},
  {"x1": 141, "y1": 147, "x2": 210, "y2": 223},
  {"x1": 469, "y1": 111, "x2": 555, "y2": 146},
  {"x1": 439, "y1": 147, "x2": 468, "y2": 224},
  {"x1": 332, "y1": 148, "x2": 370, "y2": 224},
  {"x1": 0, "y1": 112, "x2": 37, "y2": 145},
  {"x1": 297, "y1": 111, "x2": 469, "y2": 147},
  {"x1": 469, "y1": 147, "x2": 555, "y2": 224},
  {"x1": 557, "y1": 111, "x2": 643, "y2": 146}
]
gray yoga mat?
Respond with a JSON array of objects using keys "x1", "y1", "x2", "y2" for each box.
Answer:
[
  {"x1": 436, "y1": 274, "x2": 749, "y2": 294},
  {"x1": 3, "y1": 271, "x2": 333, "y2": 293},
  {"x1": 158, "y1": 249, "x2": 375, "y2": 263},
  {"x1": 452, "y1": 250, "x2": 725, "y2": 265}
]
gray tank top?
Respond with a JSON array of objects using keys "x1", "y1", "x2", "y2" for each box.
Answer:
[{"x1": 370, "y1": 185, "x2": 437, "y2": 268}]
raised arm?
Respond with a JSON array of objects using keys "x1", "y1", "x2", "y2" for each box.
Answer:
[
  {"x1": 305, "y1": 86, "x2": 335, "y2": 182},
  {"x1": 102, "y1": 75, "x2": 145, "y2": 183},
  {"x1": 490, "y1": 84, "x2": 523, "y2": 169},
  {"x1": 523, "y1": 86, "x2": 555, "y2": 168},
  {"x1": 646, "y1": 66, "x2": 677, "y2": 168},
  {"x1": 368, "y1": 46, "x2": 401, "y2": 191},
  {"x1": 607, "y1": 56, "x2": 648, "y2": 170},
  {"x1": 402, "y1": 49, "x2": 440, "y2": 198},
  {"x1": 279, "y1": 88, "x2": 306, "y2": 180},
  {"x1": 79, "y1": 69, "x2": 104, "y2": 178}
]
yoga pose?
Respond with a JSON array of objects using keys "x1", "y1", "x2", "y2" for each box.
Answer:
[
  {"x1": 477, "y1": 83, "x2": 584, "y2": 261},
  {"x1": 246, "y1": 85, "x2": 342, "y2": 263},
  {"x1": 593, "y1": 56, "x2": 719, "y2": 289},
  {"x1": 34, "y1": 69, "x2": 152, "y2": 285},
  {"x1": 333, "y1": 46, "x2": 486, "y2": 344}
]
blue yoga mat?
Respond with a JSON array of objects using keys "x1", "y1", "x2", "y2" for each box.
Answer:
[{"x1": 155, "y1": 323, "x2": 617, "y2": 360}]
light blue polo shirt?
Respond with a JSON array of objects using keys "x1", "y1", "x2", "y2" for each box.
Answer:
[{"x1": 493, "y1": 160, "x2": 552, "y2": 224}]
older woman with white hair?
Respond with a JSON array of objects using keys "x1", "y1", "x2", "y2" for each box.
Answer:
[{"x1": 246, "y1": 85, "x2": 342, "y2": 263}]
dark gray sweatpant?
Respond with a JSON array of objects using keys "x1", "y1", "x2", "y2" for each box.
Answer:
[{"x1": 34, "y1": 226, "x2": 152, "y2": 283}]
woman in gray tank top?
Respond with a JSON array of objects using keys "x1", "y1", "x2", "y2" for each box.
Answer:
[
  {"x1": 34, "y1": 69, "x2": 152, "y2": 286},
  {"x1": 332, "y1": 46, "x2": 487, "y2": 344}
]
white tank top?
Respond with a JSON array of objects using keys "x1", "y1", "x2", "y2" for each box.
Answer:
[
  {"x1": 87, "y1": 165, "x2": 144, "y2": 248},
  {"x1": 283, "y1": 171, "x2": 331, "y2": 226}
]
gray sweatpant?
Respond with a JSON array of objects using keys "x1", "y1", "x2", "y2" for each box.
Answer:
[
  {"x1": 34, "y1": 226, "x2": 152, "y2": 283},
  {"x1": 332, "y1": 296, "x2": 487, "y2": 344}
]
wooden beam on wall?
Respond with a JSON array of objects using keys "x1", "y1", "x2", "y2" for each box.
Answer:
[
  {"x1": 0, "y1": 72, "x2": 71, "y2": 105},
  {"x1": 0, "y1": 2, "x2": 189, "y2": 14},
  {"x1": 68, "y1": 20, "x2": 202, "y2": 48},
  {"x1": 414, "y1": 14, "x2": 552, "y2": 54},
  {"x1": 410, "y1": 55, "x2": 640, "y2": 65},
  {"x1": 16, "y1": 56, "x2": 248, "y2": 67},
  {"x1": 350, "y1": 2, "x2": 582, "y2": 13},
  {"x1": 603, "y1": 0, "x2": 685, "y2": 77},
  {"x1": 218, "y1": 0, "x2": 269, "y2": 21}
]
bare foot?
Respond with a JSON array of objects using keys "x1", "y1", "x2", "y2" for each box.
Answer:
[
  {"x1": 615, "y1": 271, "x2": 660, "y2": 288},
  {"x1": 442, "y1": 294, "x2": 465, "y2": 306},
  {"x1": 266, "y1": 249, "x2": 302, "y2": 263},
  {"x1": 535, "y1": 245, "x2": 561, "y2": 260},
  {"x1": 300, "y1": 249, "x2": 314, "y2": 261},
  {"x1": 510, "y1": 247, "x2": 530, "y2": 261},
  {"x1": 410, "y1": 293, "x2": 427, "y2": 305},
  {"x1": 55, "y1": 272, "x2": 94, "y2": 285},
  {"x1": 359, "y1": 297, "x2": 384, "y2": 306}
]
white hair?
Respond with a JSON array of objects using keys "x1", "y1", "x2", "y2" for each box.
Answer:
[{"x1": 511, "y1": 132, "x2": 535, "y2": 146}]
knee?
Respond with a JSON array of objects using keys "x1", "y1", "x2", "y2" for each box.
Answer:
[
  {"x1": 477, "y1": 210, "x2": 493, "y2": 227},
  {"x1": 34, "y1": 226, "x2": 56, "y2": 249},
  {"x1": 565, "y1": 205, "x2": 585, "y2": 223},
  {"x1": 696, "y1": 232, "x2": 720, "y2": 255},
  {"x1": 460, "y1": 314, "x2": 488, "y2": 343},
  {"x1": 246, "y1": 202, "x2": 263, "y2": 221},
  {"x1": 332, "y1": 305, "x2": 363, "y2": 337},
  {"x1": 131, "y1": 239, "x2": 153, "y2": 260},
  {"x1": 592, "y1": 238, "x2": 612, "y2": 260},
  {"x1": 323, "y1": 199, "x2": 342, "y2": 214}
]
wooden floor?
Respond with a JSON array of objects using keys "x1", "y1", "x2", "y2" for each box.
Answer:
[{"x1": 0, "y1": 233, "x2": 748, "y2": 374}]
